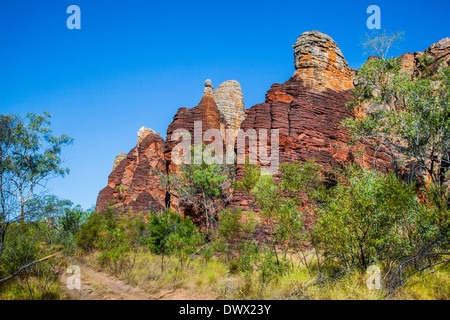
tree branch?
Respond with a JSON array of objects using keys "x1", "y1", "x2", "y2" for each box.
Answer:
[{"x1": 0, "y1": 251, "x2": 61, "y2": 286}]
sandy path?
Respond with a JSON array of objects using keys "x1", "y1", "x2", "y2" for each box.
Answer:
[
  {"x1": 60, "y1": 262, "x2": 214, "y2": 300},
  {"x1": 61, "y1": 262, "x2": 153, "y2": 300}
]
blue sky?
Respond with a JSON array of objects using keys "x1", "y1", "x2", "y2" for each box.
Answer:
[{"x1": 1, "y1": 0, "x2": 449, "y2": 209}]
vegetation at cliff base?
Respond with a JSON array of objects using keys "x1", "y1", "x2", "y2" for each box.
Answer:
[{"x1": 1, "y1": 32, "x2": 449, "y2": 300}]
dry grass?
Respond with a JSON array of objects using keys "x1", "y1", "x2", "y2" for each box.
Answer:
[
  {"x1": 390, "y1": 263, "x2": 450, "y2": 300},
  {"x1": 76, "y1": 249, "x2": 450, "y2": 300},
  {"x1": 0, "y1": 275, "x2": 64, "y2": 300}
]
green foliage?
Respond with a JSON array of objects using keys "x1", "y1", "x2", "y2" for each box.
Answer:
[
  {"x1": 236, "y1": 241, "x2": 260, "y2": 274},
  {"x1": 0, "y1": 112, "x2": 74, "y2": 299},
  {"x1": 312, "y1": 166, "x2": 448, "y2": 269},
  {"x1": 175, "y1": 144, "x2": 234, "y2": 199},
  {"x1": 0, "y1": 220, "x2": 66, "y2": 298},
  {"x1": 74, "y1": 211, "x2": 104, "y2": 251},
  {"x1": 1, "y1": 223, "x2": 53, "y2": 275},
  {"x1": 217, "y1": 207, "x2": 257, "y2": 243},
  {"x1": 24, "y1": 195, "x2": 73, "y2": 223},
  {"x1": 234, "y1": 162, "x2": 261, "y2": 192},
  {"x1": 344, "y1": 51, "x2": 450, "y2": 185},
  {"x1": 75, "y1": 207, "x2": 204, "y2": 264},
  {"x1": 144, "y1": 209, "x2": 203, "y2": 256},
  {"x1": 115, "y1": 185, "x2": 127, "y2": 193},
  {"x1": 75, "y1": 208, "x2": 144, "y2": 272},
  {"x1": 253, "y1": 174, "x2": 284, "y2": 216},
  {"x1": 415, "y1": 184, "x2": 450, "y2": 250},
  {"x1": 181, "y1": 162, "x2": 231, "y2": 198},
  {"x1": 252, "y1": 160, "x2": 322, "y2": 247},
  {"x1": 236, "y1": 240, "x2": 288, "y2": 284},
  {"x1": 163, "y1": 144, "x2": 235, "y2": 234},
  {"x1": 418, "y1": 54, "x2": 434, "y2": 74},
  {"x1": 279, "y1": 161, "x2": 323, "y2": 197},
  {"x1": 0, "y1": 112, "x2": 73, "y2": 221},
  {"x1": 59, "y1": 205, "x2": 90, "y2": 235}
]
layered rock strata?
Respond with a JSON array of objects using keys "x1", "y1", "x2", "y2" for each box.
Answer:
[
  {"x1": 95, "y1": 131, "x2": 167, "y2": 213},
  {"x1": 236, "y1": 31, "x2": 391, "y2": 179},
  {"x1": 96, "y1": 31, "x2": 450, "y2": 216}
]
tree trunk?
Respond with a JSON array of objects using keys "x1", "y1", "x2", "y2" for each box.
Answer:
[{"x1": 20, "y1": 201, "x2": 25, "y2": 223}]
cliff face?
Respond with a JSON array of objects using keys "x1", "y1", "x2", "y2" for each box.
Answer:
[
  {"x1": 96, "y1": 31, "x2": 449, "y2": 215},
  {"x1": 397, "y1": 37, "x2": 450, "y2": 78},
  {"x1": 230, "y1": 31, "x2": 393, "y2": 208},
  {"x1": 95, "y1": 131, "x2": 167, "y2": 214},
  {"x1": 96, "y1": 79, "x2": 243, "y2": 214},
  {"x1": 213, "y1": 80, "x2": 245, "y2": 131},
  {"x1": 238, "y1": 31, "x2": 391, "y2": 175},
  {"x1": 165, "y1": 80, "x2": 227, "y2": 175}
]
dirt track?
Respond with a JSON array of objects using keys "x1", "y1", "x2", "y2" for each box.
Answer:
[{"x1": 60, "y1": 262, "x2": 213, "y2": 300}]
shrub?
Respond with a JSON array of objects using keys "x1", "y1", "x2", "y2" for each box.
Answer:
[
  {"x1": 236, "y1": 240, "x2": 288, "y2": 284},
  {"x1": 143, "y1": 209, "x2": 204, "y2": 256},
  {"x1": 311, "y1": 166, "x2": 442, "y2": 269},
  {"x1": 234, "y1": 162, "x2": 261, "y2": 192},
  {"x1": 251, "y1": 160, "x2": 322, "y2": 252},
  {"x1": 74, "y1": 211, "x2": 105, "y2": 251},
  {"x1": 217, "y1": 207, "x2": 257, "y2": 243},
  {"x1": 59, "y1": 205, "x2": 89, "y2": 235}
]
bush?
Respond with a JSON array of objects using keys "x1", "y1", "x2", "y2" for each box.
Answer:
[
  {"x1": 217, "y1": 207, "x2": 257, "y2": 242},
  {"x1": 234, "y1": 162, "x2": 260, "y2": 192},
  {"x1": 251, "y1": 160, "x2": 322, "y2": 252},
  {"x1": 311, "y1": 166, "x2": 448, "y2": 269},
  {"x1": 143, "y1": 209, "x2": 204, "y2": 255},
  {"x1": 236, "y1": 240, "x2": 288, "y2": 284},
  {"x1": 75, "y1": 207, "x2": 204, "y2": 271},
  {"x1": 0, "y1": 221, "x2": 66, "y2": 300},
  {"x1": 74, "y1": 211, "x2": 105, "y2": 251},
  {"x1": 59, "y1": 205, "x2": 89, "y2": 235}
]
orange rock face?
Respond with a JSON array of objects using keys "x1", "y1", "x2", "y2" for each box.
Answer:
[
  {"x1": 163, "y1": 82, "x2": 229, "y2": 212},
  {"x1": 95, "y1": 81, "x2": 231, "y2": 215},
  {"x1": 96, "y1": 31, "x2": 449, "y2": 216},
  {"x1": 237, "y1": 31, "x2": 391, "y2": 174},
  {"x1": 165, "y1": 81, "x2": 227, "y2": 175},
  {"x1": 230, "y1": 31, "x2": 393, "y2": 209},
  {"x1": 425, "y1": 37, "x2": 450, "y2": 72},
  {"x1": 393, "y1": 37, "x2": 450, "y2": 78},
  {"x1": 95, "y1": 132, "x2": 167, "y2": 214},
  {"x1": 293, "y1": 31, "x2": 354, "y2": 93}
]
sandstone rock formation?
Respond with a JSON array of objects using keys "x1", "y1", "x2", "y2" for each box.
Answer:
[
  {"x1": 293, "y1": 30, "x2": 354, "y2": 92},
  {"x1": 237, "y1": 31, "x2": 391, "y2": 176},
  {"x1": 398, "y1": 53, "x2": 416, "y2": 76},
  {"x1": 96, "y1": 31, "x2": 449, "y2": 216},
  {"x1": 96, "y1": 79, "x2": 243, "y2": 215},
  {"x1": 137, "y1": 126, "x2": 156, "y2": 143},
  {"x1": 424, "y1": 37, "x2": 450, "y2": 72},
  {"x1": 230, "y1": 31, "x2": 393, "y2": 209},
  {"x1": 95, "y1": 130, "x2": 167, "y2": 214},
  {"x1": 165, "y1": 80, "x2": 227, "y2": 175},
  {"x1": 390, "y1": 37, "x2": 450, "y2": 78},
  {"x1": 213, "y1": 80, "x2": 245, "y2": 131},
  {"x1": 112, "y1": 151, "x2": 127, "y2": 171}
]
